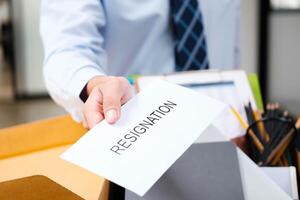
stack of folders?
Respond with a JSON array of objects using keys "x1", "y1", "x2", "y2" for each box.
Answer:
[{"x1": 231, "y1": 102, "x2": 300, "y2": 175}]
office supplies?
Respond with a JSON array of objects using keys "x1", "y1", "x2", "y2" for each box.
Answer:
[
  {"x1": 269, "y1": 118, "x2": 300, "y2": 165},
  {"x1": 135, "y1": 70, "x2": 257, "y2": 139},
  {"x1": 204, "y1": 129, "x2": 293, "y2": 200},
  {"x1": 246, "y1": 102, "x2": 264, "y2": 144},
  {"x1": 230, "y1": 106, "x2": 264, "y2": 153},
  {"x1": 198, "y1": 127, "x2": 293, "y2": 200},
  {"x1": 61, "y1": 80, "x2": 225, "y2": 196},
  {"x1": 111, "y1": 125, "x2": 293, "y2": 200},
  {"x1": 248, "y1": 73, "x2": 264, "y2": 112},
  {"x1": 125, "y1": 142, "x2": 245, "y2": 200},
  {"x1": 0, "y1": 175, "x2": 83, "y2": 200},
  {"x1": 253, "y1": 110, "x2": 270, "y2": 142},
  {"x1": 242, "y1": 101, "x2": 300, "y2": 172}
]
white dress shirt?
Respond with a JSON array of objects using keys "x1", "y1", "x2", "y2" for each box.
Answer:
[{"x1": 40, "y1": 0, "x2": 240, "y2": 122}]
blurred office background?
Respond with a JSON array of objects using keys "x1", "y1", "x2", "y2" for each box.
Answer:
[{"x1": 0, "y1": 0, "x2": 300, "y2": 128}]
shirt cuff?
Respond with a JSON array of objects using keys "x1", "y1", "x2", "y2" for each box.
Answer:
[
  {"x1": 79, "y1": 84, "x2": 88, "y2": 102},
  {"x1": 65, "y1": 65, "x2": 105, "y2": 101},
  {"x1": 44, "y1": 49, "x2": 107, "y2": 122}
]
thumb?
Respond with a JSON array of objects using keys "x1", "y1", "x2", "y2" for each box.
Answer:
[
  {"x1": 102, "y1": 91, "x2": 122, "y2": 124},
  {"x1": 102, "y1": 78, "x2": 132, "y2": 124}
]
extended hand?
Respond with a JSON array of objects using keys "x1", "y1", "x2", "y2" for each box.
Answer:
[{"x1": 83, "y1": 76, "x2": 133, "y2": 129}]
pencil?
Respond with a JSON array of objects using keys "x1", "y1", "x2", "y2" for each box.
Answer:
[
  {"x1": 260, "y1": 112, "x2": 292, "y2": 164},
  {"x1": 269, "y1": 134, "x2": 294, "y2": 165},
  {"x1": 268, "y1": 118, "x2": 300, "y2": 165},
  {"x1": 253, "y1": 111, "x2": 270, "y2": 142},
  {"x1": 248, "y1": 102, "x2": 261, "y2": 138},
  {"x1": 230, "y1": 106, "x2": 264, "y2": 153}
]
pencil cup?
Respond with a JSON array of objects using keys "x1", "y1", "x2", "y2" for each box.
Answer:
[{"x1": 246, "y1": 117, "x2": 297, "y2": 165}]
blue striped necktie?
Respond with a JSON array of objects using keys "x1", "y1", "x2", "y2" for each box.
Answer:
[{"x1": 170, "y1": 0, "x2": 209, "y2": 71}]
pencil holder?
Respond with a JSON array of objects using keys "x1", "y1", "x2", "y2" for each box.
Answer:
[{"x1": 246, "y1": 117, "x2": 297, "y2": 166}]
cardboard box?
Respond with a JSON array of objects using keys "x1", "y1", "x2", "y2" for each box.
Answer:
[{"x1": 0, "y1": 115, "x2": 109, "y2": 200}]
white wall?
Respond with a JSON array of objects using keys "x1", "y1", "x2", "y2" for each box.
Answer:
[
  {"x1": 268, "y1": 13, "x2": 300, "y2": 112},
  {"x1": 12, "y1": 0, "x2": 45, "y2": 95},
  {"x1": 240, "y1": 0, "x2": 259, "y2": 73}
]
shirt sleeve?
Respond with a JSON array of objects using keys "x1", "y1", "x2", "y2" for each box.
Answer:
[{"x1": 40, "y1": 0, "x2": 107, "y2": 122}]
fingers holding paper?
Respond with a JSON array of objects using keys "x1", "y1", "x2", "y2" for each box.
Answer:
[{"x1": 83, "y1": 76, "x2": 133, "y2": 129}]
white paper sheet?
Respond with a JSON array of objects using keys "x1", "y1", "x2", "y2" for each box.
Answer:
[
  {"x1": 61, "y1": 80, "x2": 225, "y2": 196},
  {"x1": 136, "y1": 70, "x2": 256, "y2": 138},
  {"x1": 183, "y1": 81, "x2": 246, "y2": 137}
]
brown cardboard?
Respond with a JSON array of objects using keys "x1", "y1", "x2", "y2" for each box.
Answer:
[
  {"x1": 0, "y1": 115, "x2": 109, "y2": 200},
  {"x1": 0, "y1": 175, "x2": 83, "y2": 200}
]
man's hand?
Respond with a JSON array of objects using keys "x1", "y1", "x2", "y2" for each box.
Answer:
[{"x1": 83, "y1": 76, "x2": 133, "y2": 129}]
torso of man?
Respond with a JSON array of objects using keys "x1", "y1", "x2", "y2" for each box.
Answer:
[
  {"x1": 41, "y1": 0, "x2": 240, "y2": 121},
  {"x1": 101, "y1": 0, "x2": 240, "y2": 76}
]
